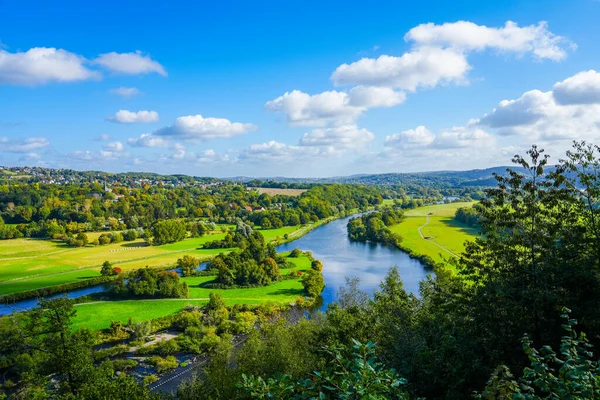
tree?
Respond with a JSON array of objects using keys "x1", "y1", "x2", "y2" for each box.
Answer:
[
  {"x1": 240, "y1": 340, "x2": 411, "y2": 399},
  {"x1": 38, "y1": 297, "x2": 97, "y2": 392},
  {"x1": 152, "y1": 219, "x2": 186, "y2": 245},
  {"x1": 289, "y1": 248, "x2": 302, "y2": 258},
  {"x1": 301, "y1": 269, "x2": 325, "y2": 298},
  {"x1": 262, "y1": 257, "x2": 280, "y2": 281},
  {"x1": 236, "y1": 221, "x2": 253, "y2": 238},
  {"x1": 207, "y1": 292, "x2": 227, "y2": 312},
  {"x1": 311, "y1": 259, "x2": 323, "y2": 272},
  {"x1": 123, "y1": 229, "x2": 138, "y2": 241},
  {"x1": 477, "y1": 311, "x2": 600, "y2": 399},
  {"x1": 337, "y1": 277, "x2": 368, "y2": 310},
  {"x1": 133, "y1": 321, "x2": 152, "y2": 340},
  {"x1": 76, "y1": 232, "x2": 88, "y2": 246},
  {"x1": 460, "y1": 146, "x2": 598, "y2": 350},
  {"x1": 177, "y1": 255, "x2": 198, "y2": 277},
  {"x1": 100, "y1": 260, "x2": 115, "y2": 276}
]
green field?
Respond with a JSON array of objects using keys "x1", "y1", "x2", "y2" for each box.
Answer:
[
  {"x1": 390, "y1": 202, "x2": 479, "y2": 269},
  {"x1": 0, "y1": 225, "x2": 303, "y2": 295},
  {"x1": 71, "y1": 253, "x2": 311, "y2": 330}
]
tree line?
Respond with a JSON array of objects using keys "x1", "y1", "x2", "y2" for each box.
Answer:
[{"x1": 0, "y1": 183, "x2": 385, "y2": 240}]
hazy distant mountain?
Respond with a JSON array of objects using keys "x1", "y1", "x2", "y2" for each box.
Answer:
[
  {"x1": 2, "y1": 165, "x2": 527, "y2": 188},
  {"x1": 228, "y1": 166, "x2": 517, "y2": 187}
]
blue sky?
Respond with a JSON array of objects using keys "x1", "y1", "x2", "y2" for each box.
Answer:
[{"x1": 1, "y1": 0, "x2": 599, "y2": 177}]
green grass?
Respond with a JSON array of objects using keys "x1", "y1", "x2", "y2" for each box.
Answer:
[
  {"x1": 0, "y1": 226, "x2": 308, "y2": 295},
  {"x1": 258, "y1": 226, "x2": 300, "y2": 241},
  {"x1": 389, "y1": 202, "x2": 479, "y2": 270},
  {"x1": 71, "y1": 252, "x2": 311, "y2": 330}
]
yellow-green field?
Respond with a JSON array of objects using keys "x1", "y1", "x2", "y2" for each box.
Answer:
[
  {"x1": 71, "y1": 252, "x2": 311, "y2": 330},
  {"x1": 390, "y1": 202, "x2": 479, "y2": 269},
  {"x1": 0, "y1": 225, "x2": 302, "y2": 295}
]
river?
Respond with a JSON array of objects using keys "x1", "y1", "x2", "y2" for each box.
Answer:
[
  {"x1": 0, "y1": 214, "x2": 431, "y2": 316},
  {"x1": 276, "y1": 214, "x2": 430, "y2": 306}
]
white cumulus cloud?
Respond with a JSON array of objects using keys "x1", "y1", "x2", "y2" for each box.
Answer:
[
  {"x1": 154, "y1": 115, "x2": 257, "y2": 141},
  {"x1": 478, "y1": 90, "x2": 551, "y2": 130},
  {"x1": 94, "y1": 51, "x2": 167, "y2": 76},
  {"x1": 0, "y1": 47, "x2": 99, "y2": 85},
  {"x1": 385, "y1": 126, "x2": 435, "y2": 148},
  {"x1": 348, "y1": 86, "x2": 406, "y2": 107},
  {"x1": 265, "y1": 88, "x2": 402, "y2": 127},
  {"x1": 475, "y1": 71, "x2": 600, "y2": 141},
  {"x1": 299, "y1": 125, "x2": 374, "y2": 151},
  {"x1": 332, "y1": 47, "x2": 470, "y2": 91},
  {"x1": 127, "y1": 133, "x2": 170, "y2": 148},
  {"x1": 405, "y1": 20, "x2": 573, "y2": 61},
  {"x1": 330, "y1": 20, "x2": 571, "y2": 97},
  {"x1": 433, "y1": 126, "x2": 495, "y2": 149},
  {"x1": 553, "y1": 70, "x2": 600, "y2": 105},
  {"x1": 385, "y1": 125, "x2": 493, "y2": 150},
  {"x1": 239, "y1": 141, "x2": 314, "y2": 163},
  {"x1": 106, "y1": 110, "x2": 159, "y2": 124}
]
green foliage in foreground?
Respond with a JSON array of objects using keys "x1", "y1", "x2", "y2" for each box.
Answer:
[
  {"x1": 0, "y1": 297, "x2": 157, "y2": 399},
  {"x1": 240, "y1": 340, "x2": 411, "y2": 399},
  {"x1": 477, "y1": 311, "x2": 600, "y2": 399}
]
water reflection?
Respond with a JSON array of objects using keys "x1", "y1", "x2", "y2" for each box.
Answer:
[
  {"x1": 0, "y1": 284, "x2": 111, "y2": 316},
  {"x1": 276, "y1": 214, "x2": 431, "y2": 307}
]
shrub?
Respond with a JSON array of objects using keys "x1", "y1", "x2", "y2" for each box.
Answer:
[
  {"x1": 289, "y1": 248, "x2": 302, "y2": 258},
  {"x1": 98, "y1": 234, "x2": 111, "y2": 245},
  {"x1": 143, "y1": 375, "x2": 158, "y2": 386},
  {"x1": 150, "y1": 356, "x2": 178, "y2": 374}
]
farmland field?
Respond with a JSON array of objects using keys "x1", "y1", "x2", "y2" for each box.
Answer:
[
  {"x1": 71, "y1": 252, "x2": 311, "y2": 330},
  {"x1": 0, "y1": 225, "x2": 304, "y2": 295},
  {"x1": 389, "y1": 202, "x2": 479, "y2": 269},
  {"x1": 252, "y1": 187, "x2": 307, "y2": 196}
]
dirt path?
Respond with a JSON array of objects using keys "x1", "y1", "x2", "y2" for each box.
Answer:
[{"x1": 417, "y1": 215, "x2": 459, "y2": 258}]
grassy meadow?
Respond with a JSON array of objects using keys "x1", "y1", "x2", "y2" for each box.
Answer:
[
  {"x1": 389, "y1": 202, "x2": 479, "y2": 269},
  {"x1": 0, "y1": 225, "x2": 302, "y2": 295},
  {"x1": 71, "y1": 252, "x2": 311, "y2": 330}
]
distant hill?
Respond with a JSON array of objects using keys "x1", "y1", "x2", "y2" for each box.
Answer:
[
  {"x1": 228, "y1": 166, "x2": 517, "y2": 188},
  {"x1": 1, "y1": 165, "x2": 528, "y2": 188}
]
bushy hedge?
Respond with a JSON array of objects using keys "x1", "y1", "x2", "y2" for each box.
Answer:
[{"x1": 0, "y1": 275, "x2": 115, "y2": 303}]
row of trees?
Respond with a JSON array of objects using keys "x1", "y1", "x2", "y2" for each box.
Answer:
[{"x1": 0, "y1": 183, "x2": 386, "y2": 240}]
